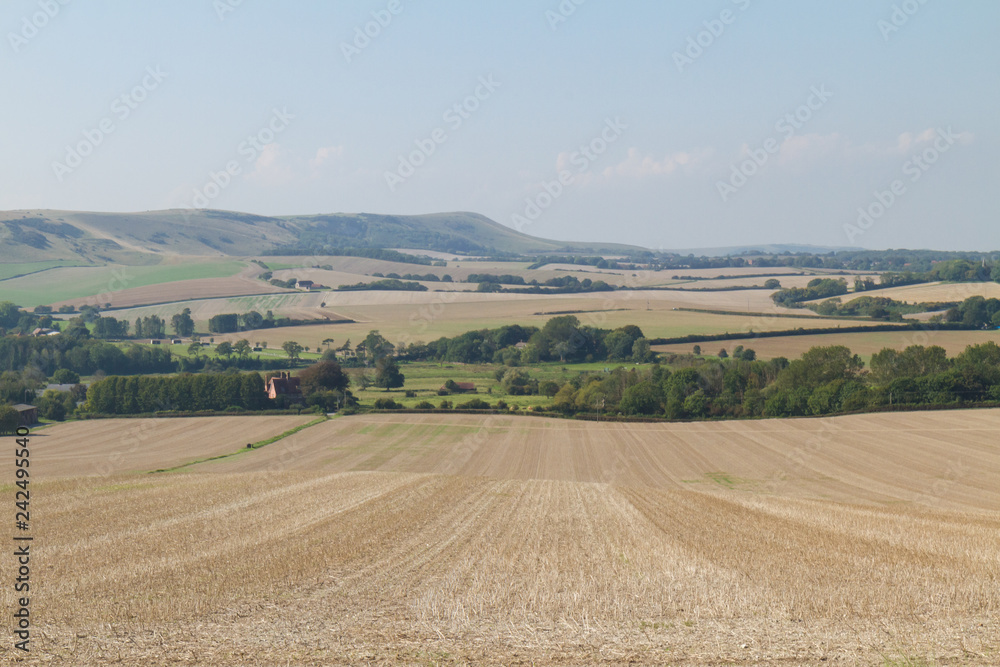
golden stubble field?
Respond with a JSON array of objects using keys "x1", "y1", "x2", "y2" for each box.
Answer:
[{"x1": 5, "y1": 410, "x2": 999, "y2": 665}]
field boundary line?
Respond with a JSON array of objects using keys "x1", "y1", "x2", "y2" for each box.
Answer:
[
  {"x1": 147, "y1": 416, "x2": 328, "y2": 474},
  {"x1": 0, "y1": 263, "x2": 93, "y2": 283}
]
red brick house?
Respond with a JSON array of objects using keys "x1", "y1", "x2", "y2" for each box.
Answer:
[{"x1": 265, "y1": 372, "x2": 302, "y2": 400}]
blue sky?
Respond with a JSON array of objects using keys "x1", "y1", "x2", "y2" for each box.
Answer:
[{"x1": 2, "y1": 0, "x2": 997, "y2": 251}]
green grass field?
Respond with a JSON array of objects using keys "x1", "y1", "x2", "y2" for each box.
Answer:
[
  {"x1": 351, "y1": 360, "x2": 645, "y2": 410},
  {"x1": 0, "y1": 260, "x2": 92, "y2": 282},
  {"x1": 1, "y1": 260, "x2": 247, "y2": 307}
]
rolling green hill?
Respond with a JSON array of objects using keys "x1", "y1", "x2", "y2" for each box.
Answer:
[{"x1": 0, "y1": 209, "x2": 646, "y2": 263}]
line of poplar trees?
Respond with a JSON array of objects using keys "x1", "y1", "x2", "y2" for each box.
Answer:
[{"x1": 85, "y1": 372, "x2": 268, "y2": 414}]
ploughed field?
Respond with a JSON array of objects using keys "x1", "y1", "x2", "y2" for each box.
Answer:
[{"x1": 6, "y1": 411, "x2": 999, "y2": 665}]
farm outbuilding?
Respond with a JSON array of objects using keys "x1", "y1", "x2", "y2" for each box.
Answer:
[{"x1": 12, "y1": 404, "x2": 38, "y2": 426}]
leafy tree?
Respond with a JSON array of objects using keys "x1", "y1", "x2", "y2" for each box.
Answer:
[
  {"x1": 456, "y1": 398, "x2": 491, "y2": 410},
  {"x1": 361, "y1": 330, "x2": 394, "y2": 365},
  {"x1": 141, "y1": 316, "x2": 166, "y2": 338},
  {"x1": 172, "y1": 308, "x2": 195, "y2": 337},
  {"x1": 552, "y1": 383, "x2": 577, "y2": 412},
  {"x1": 763, "y1": 278, "x2": 782, "y2": 289},
  {"x1": 553, "y1": 341, "x2": 573, "y2": 363},
  {"x1": 187, "y1": 341, "x2": 203, "y2": 357},
  {"x1": 215, "y1": 341, "x2": 233, "y2": 358},
  {"x1": 0, "y1": 371, "x2": 35, "y2": 405},
  {"x1": 619, "y1": 380, "x2": 662, "y2": 415},
  {"x1": 501, "y1": 369, "x2": 537, "y2": 395},
  {"x1": 299, "y1": 360, "x2": 350, "y2": 395},
  {"x1": 240, "y1": 311, "x2": 264, "y2": 330},
  {"x1": 93, "y1": 316, "x2": 129, "y2": 339},
  {"x1": 0, "y1": 302, "x2": 23, "y2": 329},
  {"x1": 233, "y1": 339, "x2": 252, "y2": 359},
  {"x1": 603, "y1": 330, "x2": 635, "y2": 361},
  {"x1": 37, "y1": 389, "x2": 76, "y2": 421},
  {"x1": 540, "y1": 380, "x2": 560, "y2": 397},
  {"x1": 869, "y1": 346, "x2": 950, "y2": 384},
  {"x1": 209, "y1": 314, "x2": 240, "y2": 334},
  {"x1": 282, "y1": 341, "x2": 304, "y2": 360},
  {"x1": 683, "y1": 389, "x2": 710, "y2": 418},
  {"x1": 0, "y1": 405, "x2": 18, "y2": 434},
  {"x1": 374, "y1": 356, "x2": 404, "y2": 391},
  {"x1": 52, "y1": 369, "x2": 80, "y2": 384},
  {"x1": 772, "y1": 345, "x2": 863, "y2": 391},
  {"x1": 693, "y1": 345, "x2": 702, "y2": 356},
  {"x1": 631, "y1": 337, "x2": 653, "y2": 362}
]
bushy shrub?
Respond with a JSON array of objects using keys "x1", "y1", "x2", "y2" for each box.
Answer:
[{"x1": 456, "y1": 398, "x2": 491, "y2": 410}]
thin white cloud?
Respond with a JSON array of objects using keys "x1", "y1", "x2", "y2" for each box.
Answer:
[
  {"x1": 246, "y1": 143, "x2": 293, "y2": 185},
  {"x1": 777, "y1": 133, "x2": 844, "y2": 164},
  {"x1": 601, "y1": 147, "x2": 714, "y2": 178},
  {"x1": 310, "y1": 145, "x2": 344, "y2": 169}
]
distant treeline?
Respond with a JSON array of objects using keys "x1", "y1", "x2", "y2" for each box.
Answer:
[
  {"x1": 337, "y1": 279, "x2": 428, "y2": 292},
  {"x1": 546, "y1": 341, "x2": 1000, "y2": 420},
  {"x1": 643, "y1": 250, "x2": 1000, "y2": 273},
  {"x1": 397, "y1": 316, "x2": 653, "y2": 365},
  {"x1": 261, "y1": 246, "x2": 435, "y2": 266},
  {"x1": 527, "y1": 256, "x2": 640, "y2": 270},
  {"x1": 648, "y1": 322, "x2": 970, "y2": 346}
]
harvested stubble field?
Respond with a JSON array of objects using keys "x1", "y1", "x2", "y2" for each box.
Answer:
[
  {"x1": 809, "y1": 280, "x2": 1000, "y2": 306},
  {"x1": 172, "y1": 290, "x2": 896, "y2": 351},
  {"x1": 5, "y1": 410, "x2": 999, "y2": 665},
  {"x1": 32, "y1": 415, "x2": 316, "y2": 478}
]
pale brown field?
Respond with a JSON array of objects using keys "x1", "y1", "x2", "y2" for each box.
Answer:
[
  {"x1": 6, "y1": 411, "x2": 999, "y2": 665},
  {"x1": 102, "y1": 288, "x2": 887, "y2": 351},
  {"x1": 655, "y1": 328, "x2": 1000, "y2": 361},
  {"x1": 32, "y1": 416, "x2": 315, "y2": 478},
  {"x1": 810, "y1": 280, "x2": 1000, "y2": 306}
]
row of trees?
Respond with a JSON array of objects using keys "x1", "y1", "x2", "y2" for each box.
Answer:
[
  {"x1": 548, "y1": 342, "x2": 1000, "y2": 420},
  {"x1": 395, "y1": 317, "x2": 654, "y2": 366},
  {"x1": 85, "y1": 372, "x2": 270, "y2": 414},
  {"x1": 771, "y1": 278, "x2": 849, "y2": 306},
  {"x1": 0, "y1": 335, "x2": 175, "y2": 377}
]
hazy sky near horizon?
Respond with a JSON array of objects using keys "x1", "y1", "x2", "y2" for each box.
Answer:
[{"x1": 2, "y1": 1, "x2": 998, "y2": 251}]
